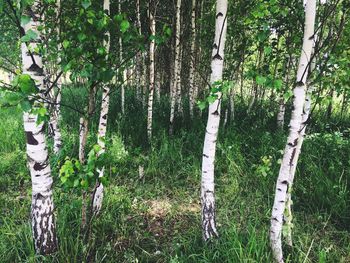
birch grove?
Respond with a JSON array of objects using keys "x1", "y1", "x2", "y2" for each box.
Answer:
[{"x1": 1, "y1": 0, "x2": 349, "y2": 261}]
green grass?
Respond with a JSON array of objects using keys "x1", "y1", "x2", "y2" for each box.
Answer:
[{"x1": 0, "y1": 90, "x2": 349, "y2": 262}]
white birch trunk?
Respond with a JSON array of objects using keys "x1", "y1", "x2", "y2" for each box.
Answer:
[
  {"x1": 21, "y1": 2, "x2": 57, "y2": 254},
  {"x1": 135, "y1": 0, "x2": 142, "y2": 95},
  {"x1": 169, "y1": 0, "x2": 181, "y2": 135},
  {"x1": 277, "y1": 56, "x2": 292, "y2": 129},
  {"x1": 78, "y1": 86, "x2": 95, "y2": 228},
  {"x1": 49, "y1": 0, "x2": 63, "y2": 154},
  {"x1": 284, "y1": 34, "x2": 317, "y2": 247},
  {"x1": 230, "y1": 86, "x2": 235, "y2": 122},
  {"x1": 189, "y1": 0, "x2": 197, "y2": 118},
  {"x1": 91, "y1": 0, "x2": 111, "y2": 216},
  {"x1": 270, "y1": 1, "x2": 316, "y2": 262},
  {"x1": 176, "y1": 47, "x2": 183, "y2": 116},
  {"x1": 119, "y1": 0, "x2": 125, "y2": 115},
  {"x1": 147, "y1": 3, "x2": 156, "y2": 140},
  {"x1": 201, "y1": 0, "x2": 228, "y2": 241},
  {"x1": 155, "y1": 70, "x2": 161, "y2": 101},
  {"x1": 276, "y1": 96, "x2": 286, "y2": 129}
]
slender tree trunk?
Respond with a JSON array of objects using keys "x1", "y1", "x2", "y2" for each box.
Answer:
[
  {"x1": 240, "y1": 55, "x2": 245, "y2": 104},
  {"x1": 136, "y1": 0, "x2": 142, "y2": 86},
  {"x1": 47, "y1": 0, "x2": 63, "y2": 154},
  {"x1": 147, "y1": 2, "x2": 156, "y2": 140},
  {"x1": 119, "y1": 0, "x2": 125, "y2": 115},
  {"x1": 189, "y1": 0, "x2": 197, "y2": 118},
  {"x1": 79, "y1": 86, "x2": 96, "y2": 228},
  {"x1": 135, "y1": 0, "x2": 142, "y2": 101},
  {"x1": 176, "y1": 47, "x2": 183, "y2": 116},
  {"x1": 277, "y1": 56, "x2": 292, "y2": 129},
  {"x1": 270, "y1": 1, "x2": 316, "y2": 262},
  {"x1": 247, "y1": 48, "x2": 263, "y2": 113},
  {"x1": 91, "y1": 0, "x2": 111, "y2": 217},
  {"x1": 155, "y1": 70, "x2": 161, "y2": 101},
  {"x1": 340, "y1": 90, "x2": 347, "y2": 119},
  {"x1": 21, "y1": 2, "x2": 58, "y2": 254},
  {"x1": 230, "y1": 86, "x2": 235, "y2": 122},
  {"x1": 201, "y1": 0, "x2": 228, "y2": 241},
  {"x1": 169, "y1": 0, "x2": 182, "y2": 135},
  {"x1": 326, "y1": 88, "x2": 334, "y2": 119},
  {"x1": 284, "y1": 32, "x2": 318, "y2": 247}
]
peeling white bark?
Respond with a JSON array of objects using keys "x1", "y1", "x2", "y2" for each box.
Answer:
[
  {"x1": 277, "y1": 56, "x2": 292, "y2": 129},
  {"x1": 147, "y1": 2, "x2": 156, "y2": 140},
  {"x1": 201, "y1": 0, "x2": 228, "y2": 241},
  {"x1": 189, "y1": 0, "x2": 197, "y2": 118},
  {"x1": 119, "y1": 0, "x2": 126, "y2": 115},
  {"x1": 270, "y1": 1, "x2": 316, "y2": 262},
  {"x1": 169, "y1": 0, "x2": 182, "y2": 135},
  {"x1": 48, "y1": 0, "x2": 63, "y2": 154},
  {"x1": 135, "y1": 0, "x2": 142, "y2": 100},
  {"x1": 230, "y1": 86, "x2": 235, "y2": 122},
  {"x1": 21, "y1": 2, "x2": 57, "y2": 254},
  {"x1": 284, "y1": 35, "x2": 317, "y2": 247},
  {"x1": 91, "y1": 0, "x2": 111, "y2": 216}
]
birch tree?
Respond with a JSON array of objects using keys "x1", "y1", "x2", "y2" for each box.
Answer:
[
  {"x1": 135, "y1": 0, "x2": 143, "y2": 100},
  {"x1": 189, "y1": 0, "x2": 197, "y2": 118},
  {"x1": 201, "y1": 0, "x2": 228, "y2": 241},
  {"x1": 48, "y1": 0, "x2": 62, "y2": 154},
  {"x1": 91, "y1": 0, "x2": 111, "y2": 217},
  {"x1": 169, "y1": 0, "x2": 181, "y2": 135},
  {"x1": 147, "y1": 1, "x2": 156, "y2": 140},
  {"x1": 119, "y1": 0, "x2": 126, "y2": 115},
  {"x1": 21, "y1": 1, "x2": 57, "y2": 254},
  {"x1": 276, "y1": 55, "x2": 292, "y2": 129},
  {"x1": 270, "y1": 0, "x2": 316, "y2": 261}
]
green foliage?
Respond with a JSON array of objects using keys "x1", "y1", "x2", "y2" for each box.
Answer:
[
  {"x1": 59, "y1": 145, "x2": 107, "y2": 191},
  {"x1": 108, "y1": 135, "x2": 128, "y2": 164},
  {"x1": 197, "y1": 80, "x2": 233, "y2": 110},
  {"x1": 1, "y1": 96, "x2": 350, "y2": 261},
  {"x1": 0, "y1": 74, "x2": 43, "y2": 114},
  {"x1": 20, "y1": 29, "x2": 38, "y2": 42}
]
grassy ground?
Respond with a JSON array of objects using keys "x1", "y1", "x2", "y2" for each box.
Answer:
[{"x1": 0, "y1": 90, "x2": 349, "y2": 262}]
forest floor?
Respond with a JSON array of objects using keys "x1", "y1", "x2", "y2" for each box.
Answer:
[{"x1": 1, "y1": 92, "x2": 350, "y2": 263}]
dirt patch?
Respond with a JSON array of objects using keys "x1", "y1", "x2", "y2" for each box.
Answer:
[{"x1": 146, "y1": 199, "x2": 172, "y2": 218}]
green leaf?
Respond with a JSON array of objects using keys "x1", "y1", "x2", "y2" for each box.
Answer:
[
  {"x1": 21, "y1": 29, "x2": 38, "y2": 42},
  {"x1": 20, "y1": 16, "x2": 31, "y2": 27},
  {"x1": 264, "y1": 46, "x2": 272, "y2": 55},
  {"x1": 73, "y1": 179, "x2": 80, "y2": 187},
  {"x1": 81, "y1": 179, "x2": 89, "y2": 188},
  {"x1": 284, "y1": 90, "x2": 293, "y2": 100},
  {"x1": 197, "y1": 101, "x2": 207, "y2": 111},
  {"x1": 256, "y1": 76, "x2": 267, "y2": 85},
  {"x1": 78, "y1": 33, "x2": 87, "y2": 42},
  {"x1": 81, "y1": 0, "x2": 91, "y2": 9},
  {"x1": 207, "y1": 95, "x2": 217, "y2": 104},
  {"x1": 273, "y1": 79, "x2": 283, "y2": 89},
  {"x1": 120, "y1": 20, "x2": 130, "y2": 33},
  {"x1": 62, "y1": 40, "x2": 70, "y2": 49},
  {"x1": 37, "y1": 107, "x2": 47, "y2": 116},
  {"x1": 18, "y1": 74, "x2": 38, "y2": 95},
  {"x1": 20, "y1": 100, "x2": 31, "y2": 112},
  {"x1": 4, "y1": 92, "x2": 23, "y2": 105}
]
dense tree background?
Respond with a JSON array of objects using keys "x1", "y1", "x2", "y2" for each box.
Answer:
[{"x1": 0, "y1": 0, "x2": 349, "y2": 262}]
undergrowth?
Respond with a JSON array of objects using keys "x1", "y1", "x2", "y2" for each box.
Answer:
[{"x1": 0, "y1": 89, "x2": 349, "y2": 262}]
